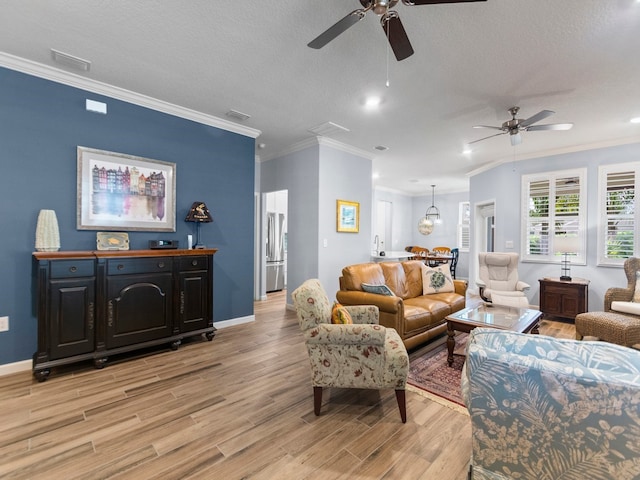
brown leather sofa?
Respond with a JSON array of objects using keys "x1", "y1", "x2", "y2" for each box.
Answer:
[{"x1": 336, "y1": 260, "x2": 467, "y2": 350}]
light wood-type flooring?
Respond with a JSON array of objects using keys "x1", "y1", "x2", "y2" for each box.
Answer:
[{"x1": 0, "y1": 291, "x2": 575, "y2": 479}]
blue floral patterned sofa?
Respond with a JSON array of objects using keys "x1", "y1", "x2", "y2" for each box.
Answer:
[{"x1": 462, "y1": 328, "x2": 640, "y2": 480}]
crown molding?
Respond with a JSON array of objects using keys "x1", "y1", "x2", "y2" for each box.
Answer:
[
  {"x1": 261, "y1": 136, "x2": 374, "y2": 163},
  {"x1": 466, "y1": 136, "x2": 640, "y2": 178},
  {"x1": 0, "y1": 51, "x2": 261, "y2": 139}
]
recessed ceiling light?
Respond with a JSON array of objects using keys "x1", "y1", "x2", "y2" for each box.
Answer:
[
  {"x1": 462, "y1": 148, "x2": 473, "y2": 155},
  {"x1": 365, "y1": 96, "x2": 381, "y2": 109},
  {"x1": 374, "y1": 145, "x2": 388, "y2": 151},
  {"x1": 630, "y1": 117, "x2": 640, "y2": 124}
]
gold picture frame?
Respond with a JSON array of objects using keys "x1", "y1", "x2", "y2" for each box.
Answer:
[{"x1": 336, "y1": 200, "x2": 359, "y2": 233}]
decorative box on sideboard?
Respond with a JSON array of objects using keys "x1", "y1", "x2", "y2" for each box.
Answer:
[
  {"x1": 538, "y1": 277, "x2": 589, "y2": 321},
  {"x1": 32, "y1": 248, "x2": 217, "y2": 381}
]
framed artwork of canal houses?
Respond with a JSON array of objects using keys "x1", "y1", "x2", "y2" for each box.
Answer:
[{"x1": 77, "y1": 147, "x2": 176, "y2": 231}]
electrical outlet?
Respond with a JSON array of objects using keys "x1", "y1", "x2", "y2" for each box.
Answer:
[{"x1": 0, "y1": 316, "x2": 8, "y2": 332}]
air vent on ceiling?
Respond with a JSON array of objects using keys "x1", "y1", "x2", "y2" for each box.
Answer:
[
  {"x1": 51, "y1": 49, "x2": 91, "y2": 71},
  {"x1": 225, "y1": 110, "x2": 251, "y2": 121},
  {"x1": 375, "y1": 145, "x2": 388, "y2": 151},
  {"x1": 307, "y1": 121, "x2": 350, "y2": 137}
]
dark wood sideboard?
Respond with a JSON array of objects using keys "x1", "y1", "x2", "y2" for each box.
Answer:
[
  {"x1": 32, "y1": 249, "x2": 217, "y2": 381},
  {"x1": 538, "y1": 277, "x2": 589, "y2": 321}
]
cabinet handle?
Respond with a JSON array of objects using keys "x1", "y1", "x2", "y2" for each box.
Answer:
[
  {"x1": 117, "y1": 264, "x2": 124, "y2": 271},
  {"x1": 158, "y1": 262, "x2": 165, "y2": 268},
  {"x1": 88, "y1": 302, "x2": 94, "y2": 330},
  {"x1": 108, "y1": 300, "x2": 113, "y2": 327},
  {"x1": 191, "y1": 260, "x2": 198, "y2": 266},
  {"x1": 70, "y1": 266, "x2": 77, "y2": 273},
  {"x1": 180, "y1": 291, "x2": 185, "y2": 314}
]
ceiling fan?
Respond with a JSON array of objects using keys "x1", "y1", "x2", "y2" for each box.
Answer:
[
  {"x1": 470, "y1": 106, "x2": 574, "y2": 146},
  {"x1": 308, "y1": 0, "x2": 487, "y2": 61}
]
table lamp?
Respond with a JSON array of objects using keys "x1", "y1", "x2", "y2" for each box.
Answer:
[
  {"x1": 554, "y1": 235, "x2": 579, "y2": 281},
  {"x1": 185, "y1": 202, "x2": 213, "y2": 249}
]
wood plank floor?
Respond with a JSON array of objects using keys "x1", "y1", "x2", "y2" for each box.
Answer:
[{"x1": 0, "y1": 292, "x2": 575, "y2": 479}]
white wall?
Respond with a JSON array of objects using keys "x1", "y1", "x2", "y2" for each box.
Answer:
[
  {"x1": 260, "y1": 139, "x2": 373, "y2": 305},
  {"x1": 373, "y1": 188, "x2": 414, "y2": 253},
  {"x1": 318, "y1": 144, "x2": 372, "y2": 299},
  {"x1": 260, "y1": 144, "x2": 320, "y2": 305},
  {"x1": 470, "y1": 141, "x2": 640, "y2": 311}
]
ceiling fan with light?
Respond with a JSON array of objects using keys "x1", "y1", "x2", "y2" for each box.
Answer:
[
  {"x1": 470, "y1": 106, "x2": 574, "y2": 146},
  {"x1": 308, "y1": 0, "x2": 487, "y2": 61}
]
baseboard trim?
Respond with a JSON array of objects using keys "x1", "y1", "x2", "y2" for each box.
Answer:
[
  {"x1": 215, "y1": 315, "x2": 255, "y2": 329},
  {"x1": 0, "y1": 360, "x2": 32, "y2": 377}
]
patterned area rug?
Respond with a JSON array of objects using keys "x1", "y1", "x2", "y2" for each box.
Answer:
[{"x1": 407, "y1": 334, "x2": 468, "y2": 412}]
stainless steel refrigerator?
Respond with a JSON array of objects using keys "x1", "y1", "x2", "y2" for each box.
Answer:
[{"x1": 266, "y1": 212, "x2": 286, "y2": 292}]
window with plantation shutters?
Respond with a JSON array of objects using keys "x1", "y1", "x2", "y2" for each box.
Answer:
[
  {"x1": 458, "y1": 201, "x2": 470, "y2": 252},
  {"x1": 521, "y1": 169, "x2": 586, "y2": 263},
  {"x1": 598, "y1": 163, "x2": 639, "y2": 265}
]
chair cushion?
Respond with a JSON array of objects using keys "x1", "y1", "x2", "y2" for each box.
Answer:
[
  {"x1": 332, "y1": 302, "x2": 353, "y2": 324},
  {"x1": 611, "y1": 301, "x2": 640, "y2": 316},
  {"x1": 361, "y1": 283, "x2": 394, "y2": 296},
  {"x1": 634, "y1": 272, "x2": 640, "y2": 302},
  {"x1": 421, "y1": 264, "x2": 454, "y2": 294}
]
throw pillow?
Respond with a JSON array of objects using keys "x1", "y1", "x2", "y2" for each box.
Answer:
[
  {"x1": 634, "y1": 272, "x2": 640, "y2": 302},
  {"x1": 422, "y1": 264, "x2": 455, "y2": 294},
  {"x1": 361, "y1": 283, "x2": 395, "y2": 296},
  {"x1": 331, "y1": 301, "x2": 353, "y2": 324}
]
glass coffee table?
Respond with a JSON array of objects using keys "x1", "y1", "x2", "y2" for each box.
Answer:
[{"x1": 446, "y1": 304, "x2": 542, "y2": 366}]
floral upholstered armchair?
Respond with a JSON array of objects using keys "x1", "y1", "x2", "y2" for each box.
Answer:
[
  {"x1": 292, "y1": 279, "x2": 409, "y2": 422},
  {"x1": 462, "y1": 328, "x2": 640, "y2": 480}
]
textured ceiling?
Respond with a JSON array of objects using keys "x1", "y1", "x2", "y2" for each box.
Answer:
[{"x1": 1, "y1": 0, "x2": 639, "y2": 194}]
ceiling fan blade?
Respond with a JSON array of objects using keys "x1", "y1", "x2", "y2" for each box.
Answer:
[
  {"x1": 308, "y1": 10, "x2": 366, "y2": 49},
  {"x1": 526, "y1": 123, "x2": 574, "y2": 131},
  {"x1": 510, "y1": 132, "x2": 522, "y2": 146},
  {"x1": 382, "y1": 12, "x2": 414, "y2": 61},
  {"x1": 473, "y1": 125, "x2": 504, "y2": 131},
  {"x1": 519, "y1": 109, "x2": 555, "y2": 128},
  {"x1": 403, "y1": 0, "x2": 486, "y2": 5},
  {"x1": 468, "y1": 132, "x2": 506, "y2": 145}
]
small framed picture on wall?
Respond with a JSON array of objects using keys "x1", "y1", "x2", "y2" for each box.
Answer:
[{"x1": 336, "y1": 199, "x2": 359, "y2": 233}]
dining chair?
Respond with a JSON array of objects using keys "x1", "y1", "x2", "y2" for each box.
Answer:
[
  {"x1": 428, "y1": 246, "x2": 451, "y2": 267},
  {"x1": 449, "y1": 248, "x2": 459, "y2": 279}
]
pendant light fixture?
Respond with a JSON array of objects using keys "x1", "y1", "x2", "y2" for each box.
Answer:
[{"x1": 417, "y1": 185, "x2": 441, "y2": 235}]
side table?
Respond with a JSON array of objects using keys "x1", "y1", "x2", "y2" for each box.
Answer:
[{"x1": 539, "y1": 277, "x2": 589, "y2": 321}]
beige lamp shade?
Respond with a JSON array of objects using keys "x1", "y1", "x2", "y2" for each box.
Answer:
[{"x1": 554, "y1": 235, "x2": 579, "y2": 254}]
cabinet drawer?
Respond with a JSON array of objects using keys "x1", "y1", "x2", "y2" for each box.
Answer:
[
  {"x1": 178, "y1": 256, "x2": 208, "y2": 271},
  {"x1": 50, "y1": 260, "x2": 95, "y2": 279},
  {"x1": 107, "y1": 257, "x2": 173, "y2": 275},
  {"x1": 543, "y1": 284, "x2": 580, "y2": 296}
]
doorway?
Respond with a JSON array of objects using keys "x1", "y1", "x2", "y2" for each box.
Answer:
[
  {"x1": 261, "y1": 190, "x2": 288, "y2": 299},
  {"x1": 375, "y1": 200, "x2": 392, "y2": 254},
  {"x1": 472, "y1": 200, "x2": 495, "y2": 293}
]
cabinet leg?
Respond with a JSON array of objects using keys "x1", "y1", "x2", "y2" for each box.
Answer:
[
  {"x1": 33, "y1": 369, "x2": 50, "y2": 382},
  {"x1": 94, "y1": 357, "x2": 108, "y2": 369},
  {"x1": 170, "y1": 340, "x2": 181, "y2": 351},
  {"x1": 205, "y1": 331, "x2": 215, "y2": 341}
]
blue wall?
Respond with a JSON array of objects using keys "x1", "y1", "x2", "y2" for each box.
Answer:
[{"x1": 0, "y1": 67, "x2": 255, "y2": 365}]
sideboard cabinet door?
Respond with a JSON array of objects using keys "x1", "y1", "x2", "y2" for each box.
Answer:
[
  {"x1": 105, "y1": 257, "x2": 174, "y2": 349},
  {"x1": 177, "y1": 255, "x2": 211, "y2": 333},
  {"x1": 49, "y1": 278, "x2": 95, "y2": 359}
]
